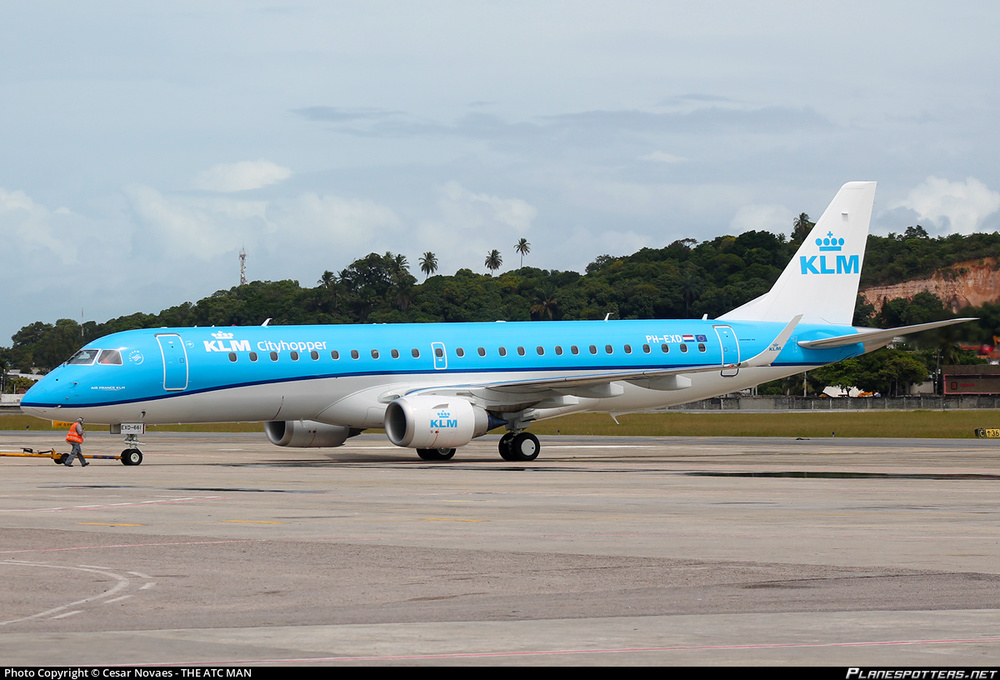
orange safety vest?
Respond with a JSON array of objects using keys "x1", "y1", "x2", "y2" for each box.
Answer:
[{"x1": 66, "y1": 422, "x2": 84, "y2": 444}]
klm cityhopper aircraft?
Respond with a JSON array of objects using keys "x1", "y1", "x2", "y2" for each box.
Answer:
[{"x1": 21, "y1": 182, "x2": 972, "y2": 464}]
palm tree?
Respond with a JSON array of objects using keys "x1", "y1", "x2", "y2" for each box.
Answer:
[
  {"x1": 514, "y1": 238, "x2": 531, "y2": 268},
  {"x1": 419, "y1": 252, "x2": 438, "y2": 280},
  {"x1": 484, "y1": 249, "x2": 502, "y2": 274},
  {"x1": 792, "y1": 213, "x2": 814, "y2": 245}
]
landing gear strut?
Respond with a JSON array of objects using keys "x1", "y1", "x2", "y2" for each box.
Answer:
[{"x1": 498, "y1": 431, "x2": 540, "y2": 462}]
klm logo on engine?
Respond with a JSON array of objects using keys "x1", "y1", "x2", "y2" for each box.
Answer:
[
  {"x1": 799, "y1": 231, "x2": 858, "y2": 275},
  {"x1": 430, "y1": 410, "x2": 458, "y2": 429}
]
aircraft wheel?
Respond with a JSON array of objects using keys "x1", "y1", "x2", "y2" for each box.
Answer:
[
  {"x1": 498, "y1": 433, "x2": 515, "y2": 461},
  {"x1": 121, "y1": 449, "x2": 143, "y2": 466},
  {"x1": 416, "y1": 448, "x2": 456, "y2": 461},
  {"x1": 507, "y1": 432, "x2": 540, "y2": 462}
]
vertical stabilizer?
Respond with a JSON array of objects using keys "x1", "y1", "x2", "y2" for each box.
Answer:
[{"x1": 718, "y1": 181, "x2": 876, "y2": 325}]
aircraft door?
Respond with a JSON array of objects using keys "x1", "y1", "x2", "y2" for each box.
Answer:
[
  {"x1": 714, "y1": 325, "x2": 740, "y2": 377},
  {"x1": 431, "y1": 342, "x2": 448, "y2": 370},
  {"x1": 156, "y1": 333, "x2": 189, "y2": 391}
]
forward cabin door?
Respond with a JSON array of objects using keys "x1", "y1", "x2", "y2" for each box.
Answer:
[
  {"x1": 713, "y1": 325, "x2": 740, "y2": 377},
  {"x1": 156, "y1": 333, "x2": 189, "y2": 391}
]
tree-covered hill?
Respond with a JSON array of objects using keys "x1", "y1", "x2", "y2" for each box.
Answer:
[{"x1": 3, "y1": 225, "x2": 999, "y2": 374}]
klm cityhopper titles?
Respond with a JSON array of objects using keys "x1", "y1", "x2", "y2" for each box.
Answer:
[{"x1": 21, "y1": 182, "x2": 973, "y2": 463}]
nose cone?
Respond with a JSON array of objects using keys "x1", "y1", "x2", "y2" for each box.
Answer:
[{"x1": 19, "y1": 375, "x2": 63, "y2": 419}]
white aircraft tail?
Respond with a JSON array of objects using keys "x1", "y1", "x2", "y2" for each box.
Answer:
[{"x1": 718, "y1": 181, "x2": 877, "y2": 325}]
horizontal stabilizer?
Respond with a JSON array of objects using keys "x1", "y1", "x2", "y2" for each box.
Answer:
[{"x1": 797, "y1": 317, "x2": 977, "y2": 351}]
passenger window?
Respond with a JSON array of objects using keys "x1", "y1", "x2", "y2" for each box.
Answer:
[
  {"x1": 589, "y1": 345, "x2": 597, "y2": 354},
  {"x1": 391, "y1": 349, "x2": 400, "y2": 358},
  {"x1": 249, "y1": 352, "x2": 258, "y2": 362},
  {"x1": 571, "y1": 346, "x2": 579, "y2": 355},
  {"x1": 371, "y1": 349, "x2": 379, "y2": 359},
  {"x1": 290, "y1": 351, "x2": 299, "y2": 361},
  {"x1": 680, "y1": 344, "x2": 688, "y2": 353},
  {"x1": 517, "y1": 346, "x2": 526, "y2": 356},
  {"x1": 351, "y1": 350, "x2": 360, "y2": 359},
  {"x1": 456, "y1": 348, "x2": 465, "y2": 357},
  {"x1": 698, "y1": 343, "x2": 706, "y2": 353},
  {"x1": 310, "y1": 350, "x2": 319, "y2": 360},
  {"x1": 555, "y1": 346, "x2": 563, "y2": 355},
  {"x1": 435, "y1": 347, "x2": 443, "y2": 358},
  {"x1": 478, "y1": 347, "x2": 486, "y2": 357},
  {"x1": 536, "y1": 346, "x2": 544, "y2": 355},
  {"x1": 412, "y1": 348, "x2": 420, "y2": 358},
  {"x1": 605, "y1": 345, "x2": 613, "y2": 354},
  {"x1": 331, "y1": 350, "x2": 340, "y2": 360},
  {"x1": 228, "y1": 352, "x2": 237, "y2": 362},
  {"x1": 624, "y1": 344, "x2": 632, "y2": 354},
  {"x1": 499, "y1": 347, "x2": 507, "y2": 357},
  {"x1": 270, "y1": 351, "x2": 278, "y2": 361},
  {"x1": 642, "y1": 344, "x2": 651, "y2": 353},
  {"x1": 661, "y1": 344, "x2": 669, "y2": 354}
]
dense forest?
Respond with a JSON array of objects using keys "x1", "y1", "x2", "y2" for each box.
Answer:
[{"x1": 2, "y1": 223, "x2": 999, "y2": 397}]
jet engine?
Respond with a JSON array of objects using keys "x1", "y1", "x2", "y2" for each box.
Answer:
[
  {"x1": 264, "y1": 420, "x2": 357, "y2": 448},
  {"x1": 384, "y1": 396, "x2": 490, "y2": 449}
]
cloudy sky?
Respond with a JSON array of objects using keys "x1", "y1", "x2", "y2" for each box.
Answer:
[{"x1": 2, "y1": 1, "x2": 999, "y2": 343}]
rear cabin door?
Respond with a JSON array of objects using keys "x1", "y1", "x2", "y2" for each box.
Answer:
[{"x1": 713, "y1": 325, "x2": 740, "y2": 377}]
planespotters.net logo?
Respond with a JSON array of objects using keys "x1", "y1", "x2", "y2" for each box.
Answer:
[{"x1": 847, "y1": 669, "x2": 997, "y2": 679}]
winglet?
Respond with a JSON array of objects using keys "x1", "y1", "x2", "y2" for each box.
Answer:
[{"x1": 738, "y1": 314, "x2": 802, "y2": 368}]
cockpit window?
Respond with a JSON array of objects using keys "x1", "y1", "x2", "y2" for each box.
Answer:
[
  {"x1": 97, "y1": 349, "x2": 123, "y2": 365},
  {"x1": 67, "y1": 349, "x2": 99, "y2": 365}
]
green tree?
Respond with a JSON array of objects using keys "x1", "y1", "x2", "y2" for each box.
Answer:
[
  {"x1": 419, "y1": 252, "x2": 438, "y2": 280},
  {"x1": 484, "y1": 249, "x2": 503, "y2": 274},
  {"x1": 514, "y1": 238, "x2": 531, "y2": 268}
]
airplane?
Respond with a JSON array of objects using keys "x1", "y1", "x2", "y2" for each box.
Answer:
[{"x1": 20, "y1": 182, "x2": 974, "y2": 465}]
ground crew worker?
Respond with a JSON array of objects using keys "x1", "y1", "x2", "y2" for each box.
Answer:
[{"x1": 64, "y1": 418, "x2": 88, "y2": 467}]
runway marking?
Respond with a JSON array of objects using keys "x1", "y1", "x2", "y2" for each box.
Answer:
[
  {"x1": 0, "y1": 539, "x2": 257, "y2": 556},
  {"x1": 226, "y1": 520, "x2": 283, "y2": 524},
  {"x1": 78, "y1": 523, "x2": 144, "y2": 527},
  {"x1": 49, "y1": 611, "x2": 82, "y2": 619},
  {"x1": 0, "y1": 495, "x2": 223, "y2": 513},
  {"x1": 0, "y1": 560, "x2": 132, "y2": 626},
  {"x1": 104, "y1": 596, "x2": 132, "y2": 604},
  {"x1": 424, "y1": 518, "x2": 486, "y2": 522}
]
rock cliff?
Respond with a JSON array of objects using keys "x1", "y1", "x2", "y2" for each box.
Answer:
[{"x1": 862, "y1": 258, "x2": 1000, "y2": 312}]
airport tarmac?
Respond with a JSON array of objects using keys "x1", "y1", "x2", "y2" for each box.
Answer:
[{"x1": 2, "y1": 429, "x2": 1000, "y2": 666}]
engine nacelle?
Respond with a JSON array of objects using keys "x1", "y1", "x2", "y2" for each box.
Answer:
[
  {"x1": 384, "y1": 396, "x2": 489, "y2": 449},
  {"x1": 264, "y1": 420, "x2": 355, "y2": 448}
]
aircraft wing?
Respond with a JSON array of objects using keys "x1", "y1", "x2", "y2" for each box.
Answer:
[{"x1": 798, "y1": 317, "x2": 977, "y2": 351}]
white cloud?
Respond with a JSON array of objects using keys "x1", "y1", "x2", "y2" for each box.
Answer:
[
  {"x1": 124, "y1": 185, "x2": 269, "y2": 260},
  {"x1": 892, "y1": 176, "x2": 1000, "y2": 234},
  {"x1": 0, "y1": 188, "x2": 77, "y2": 264},
  {"x1": 642, "y1": 151, "x2": 686, "y2": 164},
  {"x1": 268, "y1": 193, "x2": 402, "y2": 250},
  {"x1": 194, "y1": 160, "x2": 293, "y2": 193},
  {"x1": 729, "y1": 203, "x2": 795, "y2": 234},
  {"x1": 417, "y1": 182, "x2": 538, "y2": 272}
]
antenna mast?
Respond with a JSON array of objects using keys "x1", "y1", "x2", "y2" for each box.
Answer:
[{"x1": 239, "y1": 247, "x2": 247, "y2": 286}]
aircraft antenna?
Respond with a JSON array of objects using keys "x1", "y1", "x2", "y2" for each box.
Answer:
[{"x1": 239, "y1": 246, "x2": 247, "y2": 286}]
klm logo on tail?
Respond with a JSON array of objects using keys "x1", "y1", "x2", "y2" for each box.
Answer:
[{"x1": 799, "y1": 231, "x2": 859, "y2": 275}]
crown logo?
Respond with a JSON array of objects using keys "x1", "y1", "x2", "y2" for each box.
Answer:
[
  {"x1": 212, "y1": 331, "x2": 234, "y2": 340},
  {"x1": 436, "y1": 411, "x2": 451, "y2": 418},
  {"x1": 815, "y1": 231, "x2": 844, "y2": 252}
]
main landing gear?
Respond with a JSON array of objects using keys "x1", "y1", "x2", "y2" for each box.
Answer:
[
  {"x1": 498, "y1": 431, "x2": 540, "y2": 462},
  {"x1": 417, "y1": 448, "x2": 456, "y2": 461}
]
